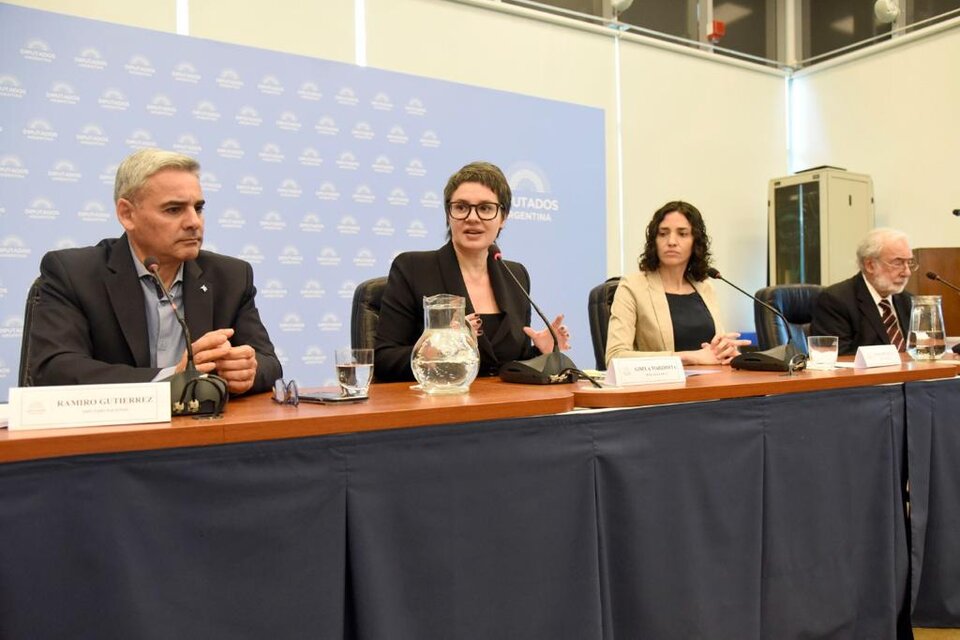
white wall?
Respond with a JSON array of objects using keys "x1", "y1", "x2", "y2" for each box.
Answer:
[
  {"x1": 4, "y1": 0, "x2": 358, "y2": 62},
  {"x1": 4, "y1": 0, "x2": 177, "y2": 30},
  {"x1": 190, "y1": 0, "x2": 356, "y2": 62},
  {"x1": 791, "y1": 23, "x2": 960, "y2": 252}
]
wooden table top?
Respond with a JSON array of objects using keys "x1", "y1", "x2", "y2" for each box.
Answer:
[
  {"x1": 572, "y1": 357, "x2": 959, "y2": 409},
  {"x1": 2, "y1": 357, "x2": 956, "y2": 464},
  {"x1": 0, "y1": 377, "x2": 574, "y2": 464}
]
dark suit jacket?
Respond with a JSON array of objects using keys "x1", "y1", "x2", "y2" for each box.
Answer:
[
  {"x1": 810, "y1": 272, "x2": 912, "y2": 356},
  {"x1": 27, "y1": 235, "x2": 281, "y2": 394},
  {"x1": 374, "y1": 242, "x2": 539, "y2": 381}
]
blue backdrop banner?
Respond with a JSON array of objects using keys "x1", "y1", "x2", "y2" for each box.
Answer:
[{"x1": 0, "y1": 5, "x2": 605, "y2": 394}]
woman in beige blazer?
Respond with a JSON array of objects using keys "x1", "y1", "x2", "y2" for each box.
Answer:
[{"x1": 605, "y1": 201, "x2": 749, "y2": 367}]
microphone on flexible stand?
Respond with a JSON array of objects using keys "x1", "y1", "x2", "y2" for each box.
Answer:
[
  {"x1": 925, "y1": 271, "x2": 960, "y2": 354},
  {"x1": 705, "y1": 267, "x2": 807, "y2": 372},
  {"x1": 144, "y1": 256, "x2": 228, "y2": 416},
  {"x1": 489, "y1": 244, "x2": 599, "y2": 386},
  {"x1": 926, "y1": 271, "x2": 960, "y2": 294}
]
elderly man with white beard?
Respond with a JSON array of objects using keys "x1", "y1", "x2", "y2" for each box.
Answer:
[{"x1": 810, "y1": 227, "x2": 916, "y2": 356}]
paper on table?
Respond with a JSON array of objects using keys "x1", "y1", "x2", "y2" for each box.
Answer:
[{"x1": 685, "y1": 368, "x2": 724, "y2": 377}]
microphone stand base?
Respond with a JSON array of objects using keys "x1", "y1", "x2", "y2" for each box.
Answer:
[
  {"x1": 168, "y1": 366, "x2": 229, "y2": 416},
  {"x1": 499, "y1": 351, "x2": 580, "y2": 385},
  {"x1": 731, "y1": 343, "x2": 807, "y2": 373}
]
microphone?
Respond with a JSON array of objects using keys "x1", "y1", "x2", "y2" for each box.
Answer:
[
  {"x1": 490, "y1": 245, "x2": 562, "y2": 353},
  {"x1": 926, "y1": 271, "x2": 960, "y2": 294},
  {"x1": 925, "y1": 271, "x2": 960, "y2": 354},
  {"x1": 144, "y1": 256, "x2": 197, "y2": 367},
  {"x1": 706, "y1": 268, "x2": 807, "y2": 372},
  {"x1": 143, "y1": 256, "x2": 228, "y2": 416},
  {"x1": 489, "y1": 245, "x2": 599, "y2": 386}
]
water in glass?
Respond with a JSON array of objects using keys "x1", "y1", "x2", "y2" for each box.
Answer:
[
  {"x1": 337, "y1": 363, "x2": 373, "y2": 396},
  {"x1": 334, "y1": 348, "x2": 374, "y2": 396},
  {"x1": 806, "y1": 335, "x2": 838, "y2": 370},
  {"x1": 906, "y1": 295, "x2": 946, "y2": 360}
]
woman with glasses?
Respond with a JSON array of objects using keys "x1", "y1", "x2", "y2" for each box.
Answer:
[
  {"x1": 605, "y1": 200, "x2": 749, "y2": 367},
  {"x1": 811, "y1": 227, "x2": 915, "y2": 355},
  {"x1": 374, "y1": 161, "x2": 569, "y2": 381}
]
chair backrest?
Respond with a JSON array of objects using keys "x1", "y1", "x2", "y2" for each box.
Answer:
[
  {"x1": 587, "y1": 276, "x2": 622, "y2": 370},
  {"x1": 754, "y1": 284, "x2": 823, "y2": 352},
  {"x1": 351, "y1": 276, "x2": 388, "y2": 351},
  {"x1": 18, "y1": 277, "x2": 42, "y2": 387}
]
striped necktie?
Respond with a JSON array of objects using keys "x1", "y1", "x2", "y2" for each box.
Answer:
[{"x1": 879, "y1": 299, "x2": 905, "y2": 352}]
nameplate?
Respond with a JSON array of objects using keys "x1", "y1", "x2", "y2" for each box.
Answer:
[
  {"x1": 854, "y1": 344, "x2": 902, "y2": 369},
  {"x1": 8, "y1": 383, "x2": 171, "y2": 431},
  {"x1": 606, "y1": 356, "x2": 686, "y2": 387}
]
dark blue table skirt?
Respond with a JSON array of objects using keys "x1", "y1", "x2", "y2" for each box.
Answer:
[
  {"x1": 0, "y1": 384, "x2": 911, "y2": 639},
  {"x1": 595, "y1": 385, "x2": 907, "y2": 640},
  {"x1": 906, "y1": 377, "x2": 960, "y2": 627}
]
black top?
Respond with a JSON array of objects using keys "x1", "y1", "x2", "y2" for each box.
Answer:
[
  {"x1": 478, "y1": 312, "x2": 509, "y2": 367},
  {"x1": 666, "y1": 291, "x2": 716, "y2": 352},
  {"x1": 374, "y1": 242, "x2": 539, "y2": 381}
]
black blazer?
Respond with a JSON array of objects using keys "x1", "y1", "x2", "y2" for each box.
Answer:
[
  {"x1": 810, "y1": 273, "x2": 912, "y2": 356},
  {"x1": 28, "y1": 235, "x2": 281, "y2": 394},
  {"x1": 374, "y1": 242, "x2": 539, "y2": 381}
]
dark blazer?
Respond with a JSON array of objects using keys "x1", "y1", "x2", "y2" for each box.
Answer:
[
  {"x1": 28, "y1": 235, "x2": 281, "y2": 394},
  {"x1": 374, "y1": 242, "x2": 539, "y2": 381},
  {"x1": 810, "y1": 273, "x2": 912, "y2": 356}
]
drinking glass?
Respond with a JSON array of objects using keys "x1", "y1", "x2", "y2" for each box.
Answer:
[
  {"x1": 335, "y1": 348, "x2": 374, "y2": 397},
  {"x1": 806, "y1": 335, "x2": 839, "y2": 370}
]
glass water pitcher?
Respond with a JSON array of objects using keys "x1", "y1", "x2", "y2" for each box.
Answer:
[
  {"x1": 906, "y1": 295, "x2": 946, "y2": 360},
  {"x1": 411, "y1": 294, "x2": 480, "y2": 395}
]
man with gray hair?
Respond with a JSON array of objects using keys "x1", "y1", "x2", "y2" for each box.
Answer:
[
  {"x1": 25, "y1": 148, "x2": 281, "y2": 394},
  {"x1": 810, "y1": 227, "x2": 915, "y2": 355}
]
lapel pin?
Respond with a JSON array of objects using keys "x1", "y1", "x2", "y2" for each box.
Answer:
[{"x1": 201, "y1": 284, "x2": 208, "y2": 293}]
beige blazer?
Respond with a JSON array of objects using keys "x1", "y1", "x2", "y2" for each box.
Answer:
[{"x1": 605, "y1": 270, "x2": 725, "y2": 365}]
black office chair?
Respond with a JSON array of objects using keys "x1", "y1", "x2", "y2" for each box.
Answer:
[
  {"x1": 587, "y1": 276, "x2": 622, "y2": 370},
  {"x1": 753, "y1": 284, "x2": 823, "y2": 352},
  {"x1": 18, "y1": 277, "x2": 42, "y2": 387},
  {"x1": 350, "y1": 276, "x2": 388, "y2": 351}
]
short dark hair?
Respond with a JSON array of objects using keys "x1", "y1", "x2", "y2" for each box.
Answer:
[
  {"x1": 639, "y1": 200, "x2": 713, "y2": 282},
  {"x1": 443, "y1": 161, "x2": 511, "y2": 240}
]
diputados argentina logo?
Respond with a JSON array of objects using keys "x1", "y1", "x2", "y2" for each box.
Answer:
[
  {"x1": 0, "y1": 317, "x2": 24, "y2": 340},
  {"x1": 78, "y1": 201, "x2": 110, "y2": 222},
  {"x1": 172, "y1": 62, "x2": 201, "y2": 83},
  {"x1": 0, "y1": 236, "x2": 31, "y2": 259},
  {"x1": 124, "y1": 55, "x2": 155, "y2": 77},
  {"x1": 301, "y1": 346, "x2": 327, "y2": 366},
  {"x1": 0, "y1": 155, "x2": 29, "y2": 179},
  {"x1": 74, "y1": 47, "x2": 107, "y2": 70},
  {"x1": 20, "y1": 39, "x2": 55, "y2": 63},
  {"x1": 507, "y1": 163, "x2": 559, "y2": 223},
  {"x1": 0, "y1": 75, "x2": 27, "y2": 98}
]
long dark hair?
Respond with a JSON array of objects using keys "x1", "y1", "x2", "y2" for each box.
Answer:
[{"x1": 638, "y1": 200, "x2": 712, "y2": 282}]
